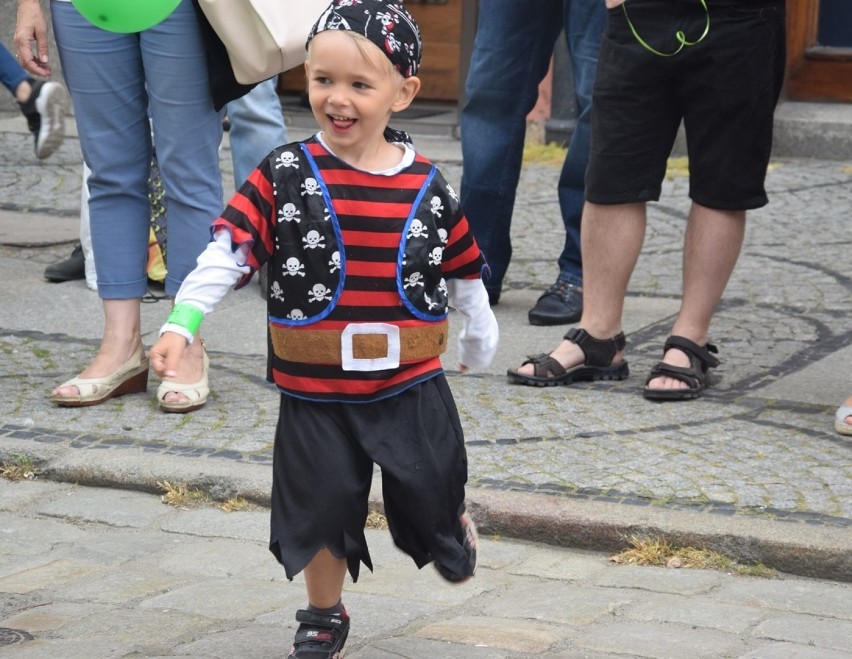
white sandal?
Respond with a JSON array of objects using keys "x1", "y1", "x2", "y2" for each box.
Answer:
[
  {"x1": 835, "y1": 405, "x2": 852, "y2": 436},
  {"x1": 52, "y1": 345, "x2": 149, "y2": 407},
  {"x1": 157, "y1": 343, "x2": 209, "y2": 414}
]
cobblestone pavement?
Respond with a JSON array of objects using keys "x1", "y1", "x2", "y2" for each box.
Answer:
[{"x1": 0, "y1": 107, "x2": 851, "y2": 655}]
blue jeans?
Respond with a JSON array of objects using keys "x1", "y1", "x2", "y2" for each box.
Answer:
[
  {"x1": 51, "y1": 0, "x2": 223, "y2": 299},
  {"x1": 226, "y1": 77, "x2": 288, "y2": 189},
  {"x1": 460, "y1": 0, "x2": 605, "y2": 298},
  {"x1": 0, "y1": 42, "x2": 28, "y2": 96}
]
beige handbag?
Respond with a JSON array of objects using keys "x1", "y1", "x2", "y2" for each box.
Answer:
[{"x1": 197, "y1": 0, "x2": 328, "y2": 85}]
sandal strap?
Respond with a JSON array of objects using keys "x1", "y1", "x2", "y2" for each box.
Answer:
[
  {"x1": 521, "y1": 352, "x2": 567, "y2": 378},
  {"x1": 563, "y1": 328, "x2": 626, "y2": 367},
  {"x1": 645, "y1": 361, "x2": 701, "y2": 388},
  {"x1": 663, "y1": 335, "x2": 720, "y2": 371}
]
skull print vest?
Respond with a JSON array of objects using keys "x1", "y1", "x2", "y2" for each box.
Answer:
[{"x1": 266, "y1": 142, "x2": 451, "y2": 326}]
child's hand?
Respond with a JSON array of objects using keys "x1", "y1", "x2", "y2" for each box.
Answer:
[{"x1": 149, "y1": 332, "x2": 188, "y2": 378}]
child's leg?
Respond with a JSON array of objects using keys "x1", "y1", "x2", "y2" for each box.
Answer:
[{"x1": 303, "y1": 547, "x2": 347, "y2": 609}]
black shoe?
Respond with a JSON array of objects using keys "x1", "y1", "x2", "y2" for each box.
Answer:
[
  {"x1": 287, "y1": 608, "x2": 350, "y2": 658},
  {"x1": 528, "y1": 280, "x2": 583, "y2": 326},
  {"x1": 434, "y1": 513, "x2": 478, "y2": 583},
  {"x1": 44, "y1": 242, "x2": 85, "y2": 282},
  {"x1": 19, "y1": 78, "x2": 67, "y2": 159}
]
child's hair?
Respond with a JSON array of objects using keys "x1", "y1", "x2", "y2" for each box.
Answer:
[{"x1": 306, "y1": 30, "x2": 402, "y2": 80}]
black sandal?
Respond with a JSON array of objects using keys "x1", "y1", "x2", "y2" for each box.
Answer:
[
  {"x1": 507, "y1": 328, "x2": 629, "y2": 387},
  {"x1": 643, "y1": 335, "x2": 719, "y2": 401}
]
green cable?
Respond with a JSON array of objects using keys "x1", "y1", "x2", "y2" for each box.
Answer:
[{"x1": 622, "y1": 0, "x2": 710, "y2": 57}]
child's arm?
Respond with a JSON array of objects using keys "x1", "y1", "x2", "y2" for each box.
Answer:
[
  {"x1": 446, "y1": 278, "x2": 498, "y2": 372},
  {"x1": 150, "y1": 229, "x2": 251, "y2": 378}
]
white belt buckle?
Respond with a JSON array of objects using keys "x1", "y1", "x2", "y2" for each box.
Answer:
[{"x1": 340, "y1": 323, "x2": 400, "y2": 371}]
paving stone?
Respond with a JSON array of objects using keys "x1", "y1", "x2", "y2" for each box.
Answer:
[
  {"x1": 752, "y1": 615, "x2": 852, "y2": 653},
  {"x1": 138, "y1": 578, "x2": 285, "y2": 620},
  {"x1": 415, "y1": 615, "x2": 567, "y2": 654},
  {"x1": 574, "y1": 621, "x2": 750, "y2": 659},
  {"x1": 593, "y1": 565, "x2": 723, "y2": 596}
]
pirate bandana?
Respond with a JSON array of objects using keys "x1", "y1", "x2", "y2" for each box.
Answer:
[{"x1": 307, "y1": 0, "x2": 423, "y2": 78}]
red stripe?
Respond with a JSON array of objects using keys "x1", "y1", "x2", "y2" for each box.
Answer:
[
  {"x1": 281, "y1": 318, "x2": 438, "y2": 331},
  {"x1": 337, "y1": 290, "x2": 401, "y2": 306},
  {"x1": 345, "y1": 260, "x2": 396, "y2": 277},
  {"x1": 274, "y1": 359, "x2": 441, "y2": 395},
  {"x1": 320, "y1": 169, "x2": 428, "y2": 189},
  {"x1": 227, "y1": 192, "x2": 272, "y2": 252},
  {"x1": 340, "y1": 230, "x2": 401, "y2": 248},
  {"x1": 334, "y1": 199, "x2": 413, "y2": 217},
  {"x1": 442, "y1": 241, "x2": 482, "y2": 273}
]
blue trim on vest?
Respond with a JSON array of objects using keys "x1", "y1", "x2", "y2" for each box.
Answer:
[
  {"x1": 396, "y1": 166, "x2": 448, "y2": 322},
  {"x1": 271, "y1": 144, "x2": 347, "y2": 327}
]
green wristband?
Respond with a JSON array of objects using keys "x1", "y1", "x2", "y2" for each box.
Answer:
[{"x1": 166, "y1": 303, "x2": 204, "y2": 336}]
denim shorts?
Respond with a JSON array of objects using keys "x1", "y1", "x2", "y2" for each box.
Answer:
[{"x1": 586, "y1": 0, "x2": 786, "y2": 211}]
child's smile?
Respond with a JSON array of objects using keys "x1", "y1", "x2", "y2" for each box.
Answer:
[{"x1": 305, "y1": 30, "x2": 419, "y2": 170}]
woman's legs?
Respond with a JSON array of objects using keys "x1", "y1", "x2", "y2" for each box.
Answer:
[
  {"x1": 142, "y1": 1, "x2": 223, "y2": 403},
  {"x1": 50, "y1": 0, "x2": 219, "y2": 401},
  {"x1": 50, "y1": 3, "x2": 149, "y2": 396}
]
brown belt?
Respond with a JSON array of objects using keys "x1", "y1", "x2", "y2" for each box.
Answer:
[{"x1": 270, "y1": 321, "x2": 448, "y2": 366}]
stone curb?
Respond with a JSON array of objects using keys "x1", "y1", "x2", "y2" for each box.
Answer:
[{"x1": 2, "y1": 435, "x2": 849, "y2": 583}]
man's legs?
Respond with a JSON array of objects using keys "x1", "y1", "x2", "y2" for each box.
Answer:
[
  {"x1": 646, "y1": 203, "x2": 745, "y2": 391},
  {"x1": 460, "y1": 0, "x2": 563, "y2": 305},
  {"x1": 514, "y1": 201, "x2": 645, "y2": 376},
  {"x1": 528, "y1": 0, "x2": 605, "y2": 325}
]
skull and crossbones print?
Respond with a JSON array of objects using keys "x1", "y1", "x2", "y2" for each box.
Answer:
[
  {"x1": 404, "y1": 271, "x2": 425, "y2": 289},
  {"x1": 275, "y1": 151, "x2": 299, "y2": 169},
  {"x1": 407, "y1": 219, "x2": 428, "y2": 239},
  {"x1": 302, "y1": 230, "x2": 326, "y2": 249},
  {"x1": 307, "y1": 283, "x2": 333, "y2": 303},
  {"x1": 279, "y1": 203, "x2": 301, "y2": 223},
  {"x1": 284, "y1": 257, "x2": 306, "y2": 277},
  {"x1": 301, "y1": 178, "x2": 322, "y2": 196}
]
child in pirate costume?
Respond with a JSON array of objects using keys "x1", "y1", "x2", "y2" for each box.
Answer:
[{"x1": 150, "y1": 1, "x2": 498, "y2": 656}]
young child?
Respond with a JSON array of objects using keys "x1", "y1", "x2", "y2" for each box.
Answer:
[{"x1": 149, "y1": 1, "x2": 498, "y2": 656}]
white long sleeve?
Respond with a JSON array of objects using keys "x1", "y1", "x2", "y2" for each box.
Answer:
[
  {"x1": 446, "y1": 278, "x2": 499, "y2": 370},
  {"x1": 159, "y1": 229, "x2": 251, "y2": 342}
]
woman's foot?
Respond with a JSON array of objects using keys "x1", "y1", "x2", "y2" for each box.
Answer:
[
  {"x1": 53, "y1": 341, "x2": 145, "y2": 400},
  {"x1": 835, "y1": 395, "x2": 852, "y2": 436},
  {"x1": 157, "y1": 339, "x2": 209, "y2": 413},
  {"x1": 52, "y1": 342, "x2": 149, "y2": 406}
]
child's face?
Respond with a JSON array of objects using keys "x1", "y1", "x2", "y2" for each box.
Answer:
[{"x1": 306, "y1": 31, "x2": 419, "y2": 162}]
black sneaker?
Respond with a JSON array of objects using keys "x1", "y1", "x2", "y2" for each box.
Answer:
[
  {"x1": 528, "y1": 280, "x2": 583, "y2": 326},
  {"x1": 19, "y1": 79, "x2": 67, "y2": 159},
  {"x1": 287, "y1": 608, "x2": 350, "y2": 658},
  {"x1": 434, "y1": 513, "x2": 478, "y2": 583},
  {"x1": 44, "y1": 242, "x2": 85, "y2": 282}
]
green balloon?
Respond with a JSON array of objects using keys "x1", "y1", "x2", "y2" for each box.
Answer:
[{"x1": 71, "y1": 0, "x2": 182, "y2": 33}]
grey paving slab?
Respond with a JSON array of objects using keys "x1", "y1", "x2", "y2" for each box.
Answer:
[{"x1": 2, "y1": 481, "x2": 850, "y2": 658}]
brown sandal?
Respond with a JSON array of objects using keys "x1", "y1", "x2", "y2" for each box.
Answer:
[
  {"x1": 507, "y1": 328, "x2": 629, "y2": 387},
  {"x1": 643, "y1": 335, "x2": 719, "y2": 401}
]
